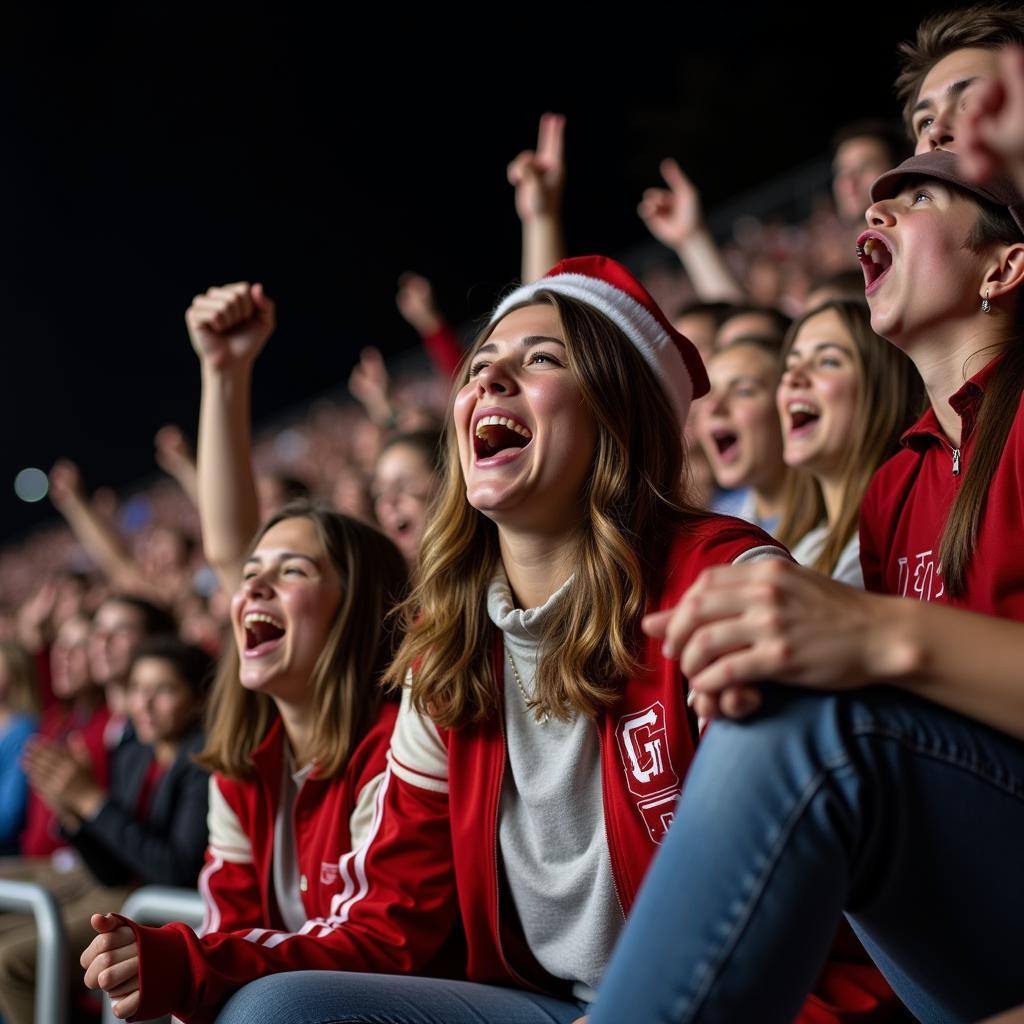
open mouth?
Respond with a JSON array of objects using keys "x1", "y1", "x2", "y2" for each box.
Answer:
[
  {"x1": 856, "y1": 235, "x2": 893, "y2": 292},
  {"x1": 243, "y1": 612, "x2": 285, "y2": 656},
  {"x1": 473, "y1": 415, "x2": 533, "y2": 460},
  {"x1": 788, "y1": 402, "x2": 820, "y2": 434},
  {"x1": 711, "y1": 430, "x2": 739, "y2": 462}
]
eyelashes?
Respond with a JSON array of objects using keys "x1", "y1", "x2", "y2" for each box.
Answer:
[{"x1": 466, "y1": 351, "x2": 562, "y2": 380}]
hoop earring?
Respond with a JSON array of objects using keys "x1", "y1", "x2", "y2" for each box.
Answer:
[{"x1": 981, "y1": 290, "x2": 992, "y2": 314}]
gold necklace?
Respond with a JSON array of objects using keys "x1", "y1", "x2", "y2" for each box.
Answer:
[{"x1": 504, "y1": 642, "x2": 549, "y2": 725}]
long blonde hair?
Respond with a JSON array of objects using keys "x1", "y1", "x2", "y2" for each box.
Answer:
[
  {"x1": 385, "y1": 292, "x2": 704, "y2": 727},
  {"x1": 197, "y1": 503, "x2": 408, "y2": 779},
  {"x1": 777, "y1": 300, "x2": 924, "y2": 575}
]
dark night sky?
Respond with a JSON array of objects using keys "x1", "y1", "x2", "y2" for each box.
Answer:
[{"x1": 1, "y1": 5, "x2": 944, "y2": 547}]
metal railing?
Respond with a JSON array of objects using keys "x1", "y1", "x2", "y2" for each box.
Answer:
[
  {"x1": 101, "y1": 886, "x2": 204, "y2": 1024},
  {"x1": 0, "y1": 878, "x2": 69, "y2": 1024}
]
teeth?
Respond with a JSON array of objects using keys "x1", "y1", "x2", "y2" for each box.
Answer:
[
  {"x1": 788, "y1": 402, "x2": 818, "y2": 415},
  {"x1": 474, "y1": 415, "x2": 532, "y2": 439},
  {"x1": 859, "y1": 237, "x2": 888, "y2": 265},
  {"x1": 244, "y1": 612, "x2": 283, "y2": 628}
]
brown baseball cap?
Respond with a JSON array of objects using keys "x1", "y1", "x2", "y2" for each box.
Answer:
[{"x1": 870, "y1": 150, "x2": 1024, "y2": 236}]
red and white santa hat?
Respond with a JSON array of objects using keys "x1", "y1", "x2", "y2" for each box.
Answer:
[{"x1": 489, "y1": 255, "x2": 709, "y2": 426}]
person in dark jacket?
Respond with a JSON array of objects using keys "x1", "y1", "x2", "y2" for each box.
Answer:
[{"x1": 0, "y1": 635, "x2": 212, "y2": 1024}]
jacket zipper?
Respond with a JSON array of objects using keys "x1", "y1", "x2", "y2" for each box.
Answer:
[
  {"x1": 595, "y1": 723, "x2": 627, "y2": 923},
  {"x1": 491, "y1": 715, "x2": 541, "y2": 992}
]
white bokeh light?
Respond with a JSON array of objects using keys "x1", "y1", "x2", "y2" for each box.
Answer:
[{"x1": 14, "y1": 468, "x2": 49, "y2": 503}]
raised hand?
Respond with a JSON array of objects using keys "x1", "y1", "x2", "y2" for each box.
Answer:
[
  {"x1": 154, "y1": 424, "x2": 193, "y2": 474},
  {"x1": 48, "y1": 459, "x2": 86, "y2": 509},
  {"x1": 185, "y1": 282, "x2": 276, "y2": 371},
  {"x1": 959, "y1": 46, "x2": 1024, "y2": 192},
  {"x1": 81, "y1": 914, "x2": 140, "y2": 1020},
  {"x1": 638, "y1": 158, "x2": 706, "y2": 251},
  {"x1": 347, "y1": 346, "x2": 394, "y2": 427},
  {"x1": 396, "y1": 272, "x2": 443, "y2": 336},
  {"x1": 16, "y1": 579, "x2": 59, "y2": 651},
  {"x1": 508, "y1": 112, "x2": 566, "y2": 223}
]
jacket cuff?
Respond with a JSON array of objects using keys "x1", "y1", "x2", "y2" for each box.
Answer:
[{"x1": 117, "y1": 916, "x2": 196, "y2": 1023}]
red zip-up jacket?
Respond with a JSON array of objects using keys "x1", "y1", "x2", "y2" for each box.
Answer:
[
  {"x1": 196, "y1": 704, "x2": 399, "y2": 938},
  {"x1": 860, "y1": 353, "x2": 1024, "y2": 618},
  {"x1": 122, "y1": 518, "x2": 893, "y2": 1023}
]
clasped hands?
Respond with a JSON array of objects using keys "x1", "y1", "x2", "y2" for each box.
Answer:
[{"x1": 644, "y1": 559, "x2": 894, "y2": 722}]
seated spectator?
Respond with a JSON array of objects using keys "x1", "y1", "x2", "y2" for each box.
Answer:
[
  {"x1": 696, "y1": 336, "x2": 790, "y2": 533},
  {"x1": 84, "y1": 504, "x2": 409, "y2": 1022},
  {"x1": 832, "y1": 119, "x2": 909, "y2": 228},
  {"x1": 89, "y1": 595, "x2": 178, "y2": 749},
  {"x1": 591, "y1": 147, "x2": 1024, "y2": 1023},
  {"x1": 370, "y1": 430, "x2": 442, "y2": 570},
  {"x1": 83, "y1": 257, "x2": 890, "y2": 1024},
  {"x1": 673, "y1": 301, "x2": 742, "y2": 509},
  {"x1": 672, "y1": 300, "x2": 740, "y2": 364},
  {"x1": 18, "y1": 614, "x2": 111, "y2": 860},
  {"x1": 715, "y1": 304, "x2": 791, "y2": 350},
  {"x1": 0, "y1": 635, "x2": 211, "y2": 1024},
  {"x1": 776, "y1": 299, "x2": 923, "y2": 586}
]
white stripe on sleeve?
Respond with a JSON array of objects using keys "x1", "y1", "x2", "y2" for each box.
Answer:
[
  {"x1": 387, "y1": 678, "x2": 448, "y2": 794},
  {"x1": 732, "y1": 544, "x2": 790, "y2": 565}
]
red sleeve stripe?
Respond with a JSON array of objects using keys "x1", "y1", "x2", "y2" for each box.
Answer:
[{"x1": 389, "y1": 751, "x2": 449, "y2": 785}]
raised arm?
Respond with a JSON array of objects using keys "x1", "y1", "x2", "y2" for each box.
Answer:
[
  {"x1": 186, "y1": 282, "x2": 276, "y2": 593},
  {"x1": 638, "y1": 158, "x2": 746, "y2": 303},
  {"x1": 48, "y1": 460, "x2": 161, "y2": 601},
  {"x1": 154, "y1": 425, "x2": 199, "y2": 507},
  {"x1": 347, "y1": 346, "x2": 396, "y2": 429},
  {"x1": 395, "y1": 272, "x2": 463, "y2": 379},
  {"x1": 508, "y1": 112, "x2": 567, "y2": 283},
  {"x1": 646, "y1": 558, "x2": 1024, "y2": 741}
]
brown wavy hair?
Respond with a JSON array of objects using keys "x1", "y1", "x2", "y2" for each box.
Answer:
[
  {"x1": 197, "y1": 503, "x2": 408, "y2": 779},
  {"x1": 895, "y1": 4, "x2": 1024, "y2": 139},
  {"x1": 385, "y1": 291, "x2": 704, "y2": 727},
  {"x1": 776, "y1": 300, "x2": 924, "y2": 576}
]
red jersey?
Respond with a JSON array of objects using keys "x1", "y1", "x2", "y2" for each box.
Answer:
[
  {"x1": 860, "y1": 354, "x2": 1024, "y2": 619},
  {"x1": 121, "y1": 519, "x2": 892, "y2": 1024},
  {"x1": 196, "y1": 704, "x2": 398, "y2": 938}
]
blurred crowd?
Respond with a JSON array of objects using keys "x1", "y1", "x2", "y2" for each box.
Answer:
[{"x1": 2, "y1": 3, "x2": 1024, "y2": 1021}]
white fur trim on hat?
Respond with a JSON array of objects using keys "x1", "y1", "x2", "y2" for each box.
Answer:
[{"x1": 491, "y1": 274, "x2": 694, "y2": 426}]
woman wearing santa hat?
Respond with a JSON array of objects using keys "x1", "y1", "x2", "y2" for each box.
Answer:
[{"x1": 83, "y1": 257, "x2": 891, "y2": 1024}]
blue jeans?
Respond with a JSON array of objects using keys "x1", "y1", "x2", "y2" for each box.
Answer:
[
  {"x1": 216, "y1": 972, "x2": 588, "y2": 1024},
  {"x1": 590, "y1": 686, "x2": 1024, "y2": 1024}
]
